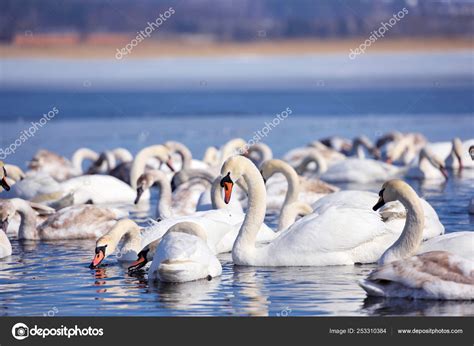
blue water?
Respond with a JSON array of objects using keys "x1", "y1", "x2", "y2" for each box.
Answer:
[{"x1": 0, "y1": 52, "x2": 473, "y2": 316}]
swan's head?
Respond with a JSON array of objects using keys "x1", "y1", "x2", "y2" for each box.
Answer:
[
  {"x1": 373, "y1": 179, "x2": 416, "y2": 211},
  {"x1": 220, "y1": 156, "x2": 251, "y2": 204},
  {"x1": 259, "y1": 159, "x2": 280, "y2": 183},
  {"x1": 0, "y1": 162, "x2": 11, "y2": 191},
  {"x1": 128, "y1": 240, "x2": 159, "y2": 273},
  {"x1": 420, "y1": 148, "x2": 448, "y2": 180},
  {"x1": 0, "y1": 200, "x2": 15, "y2": 232},
  {"x1": 470, "y1": 145, "x2": 474, "y2": 161}
]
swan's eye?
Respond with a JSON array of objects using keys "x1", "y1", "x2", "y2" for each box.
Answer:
[
  {"x1": 378, "y1": 188, "x2": 385, "y2": 197},
  {"x1": 220, "y1": 172, "x2": 233, "y2": 187}
]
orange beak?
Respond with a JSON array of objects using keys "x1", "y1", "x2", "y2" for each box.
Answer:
[
  {"x1": 89, "y1": 249, "x2": 105, "y2": 269},
  {"x1": 166, "y1": 158, "x2": 175, "y2": 172},
  {"x1": 385, "y1": 158, "x2": 392, "y2": 164},
  {"x1": 223, "y1": 182, "x2": 233, "y2": 204},
  {"x1": 128, "y1": 252, "x2": 148, "y2": 273}
]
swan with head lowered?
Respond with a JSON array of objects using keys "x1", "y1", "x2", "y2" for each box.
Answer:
[
  {"x1": 359, "y1": 179, "x2": 474, "y2": 300},
  {"x1": 220, "y1": 156, "x2": 443, "y2": 267}
]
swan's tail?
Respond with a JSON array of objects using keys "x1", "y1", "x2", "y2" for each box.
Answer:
[{"x1": 157, "y1": 260, "x2": 211, "y2": 283}]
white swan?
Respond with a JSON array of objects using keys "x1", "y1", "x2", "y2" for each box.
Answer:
[
  {"x1": 220, "y1": 156, "x2": 443, "y2": 266},
  {"x1": 372, "y1": 180, "x2": 473, "y2": 263},
  {"x1": 359, "y1": 179, "x2": 474, "y2": 300},
  {"x1": 0, "y1": 198, "x2": 127, "y2": 240},
  {"x1": 90, "y1": 219, "x2": 143, "y2": 267},
  {"x1": 147, "y1": 222, "x2": 222, "y2": 283}
]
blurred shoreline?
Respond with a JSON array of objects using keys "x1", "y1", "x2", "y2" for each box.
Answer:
[{"x1": 1, "y1": 37, "x2": 472, "y2": 59}]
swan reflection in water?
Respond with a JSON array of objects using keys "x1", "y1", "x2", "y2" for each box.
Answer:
[{"x1": 362, "y1": 297, "x2": 474, "y2": 316}]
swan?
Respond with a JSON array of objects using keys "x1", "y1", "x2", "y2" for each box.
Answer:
[
  {"x1": 372, "y1": 180, "x2": 473, "y2": 263},
  {"x1": 0, "y1": 164, "x2": 25, "y2": 193},
  {"x1": 219, "y1": 156, "x2": 443, "y2": 266},
  {"x1": 359, "y1": 251, "x2": 473, "y2": 300},
  {"x1": 12, "y1": 145, "x2": 172, "y2": 204},
  {"x1": 405, "y1": 148, "x2": 448, "y2": 180},
  {"x1": 260, "y1": 159, "x2": 337, "y2": 211},
  {"x1": 0, "y1": 226, "x2": 12, "y2": 258},
  {"x1": 147, "y1": 222, "x2": 222, "y2": 283},
  {"x1": 28, "y1": 148, "x2": 99, "y2": 181},
  {"x1": 0, "y1": 198, "x2": 127, "y2": 240},
  {"x1": 359, "y1": 179, "x2": 474, "y2": 300},
  {"x1": 90, "y1": 219, "x2": 143, "y2": 267}
]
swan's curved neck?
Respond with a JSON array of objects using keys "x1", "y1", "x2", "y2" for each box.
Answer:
[
  {"x1": 152, "y1": 172, "x2": 173, "y2": 219},
  {"x1": 71, "y1": 148, "x2": 99, "y2": 174},
  {"x1": 12, "y1": 199, "x2": 39, "y2": 240},
  {"x1": 267, "y1": 160, "x2": 300, "y2": 208},
  {"x1": 278, "y1": 201, "x2": 312, "y2": 232},
  {"x1": 296, "y1": 151, "x2": 328, "y2": 175},
  {"x1": 249, "y1": 143, "x2": 273, "y2": 166},
  {"x1": 167, "y1": 141, "x2": 192, "y2": 170},
  {"x1": 112, "y1": 148, "x2": 133, "y2": 163},
  {"x1": 379, "y1": 188, "x2": 425, "y2": 264},
  {"x1": 211, "y1": 177, "x2": 226, "y2": 209},
  {"x1": 233, "y1": 161, "x2": 267, "y2": 263},
  {"x1": 130, "y1": 145, "x2": 167, "y2": 189},
  {"x1": 98, "y1": 219, "x2": 142, "y2": 257}
]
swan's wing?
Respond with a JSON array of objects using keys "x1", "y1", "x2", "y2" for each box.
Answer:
[
  {"x1": 272, "y1": 206, "x2": 386, "y2": 254},
  {"x1": 360, "y1": 251, "x2": 474, "y2": 300},
  {"x1": 60, "y1": 175, "x2": 135, "y2": 204},
  {"x1": 322, "y1": 159, "x2": 398, "y2": 183},
  {"x1": 420, "y1": 232, "x2": 474, "y2": 261},
  {"x1": 38, "y1": 205, "x2": 119, "y2": 239},
  {"x1": 311, "y1": 190, "x2": 378, "y2": 212},
  {"x1": 150, "y1": 232, "x2": 221, "y2": 281}
]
